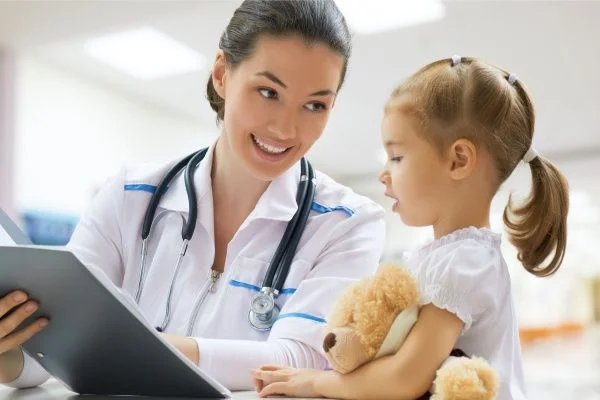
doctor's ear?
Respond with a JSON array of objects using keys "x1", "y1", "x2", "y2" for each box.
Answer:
[
  {"x1": 211, "y1": 50, "x2": 228, "y2": 100},
  {"x1": 446, "y1": 139, "x2": 477, "y2": 181}
]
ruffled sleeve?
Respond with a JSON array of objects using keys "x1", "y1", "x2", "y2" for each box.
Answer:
[{"x1": 406, "y1": 230, "x2": 506, "y2": 333}]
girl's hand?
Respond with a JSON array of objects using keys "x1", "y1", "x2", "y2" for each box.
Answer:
[{"x1": 252, "y1": 364, "x2": 326, "y2": 398}]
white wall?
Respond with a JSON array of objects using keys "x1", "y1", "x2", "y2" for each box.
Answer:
[
  {"x1": 14, "y1": 55, "x2": 217, "y2": 214},
  {"x1": 0, "y1": 48, "x2": 17, "y2": 219}
]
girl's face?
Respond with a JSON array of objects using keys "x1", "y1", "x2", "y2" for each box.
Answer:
[
  {"x1": 378, "y1": 111, "x2": 452, "y2": 227},
  {"x1": 213, "y1": 34, "x2": 344, "y2": 181}
]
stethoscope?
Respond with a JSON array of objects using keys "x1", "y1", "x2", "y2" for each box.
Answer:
[{"x1": 134, "y1": 147, "x2": 315, "y2": 332}]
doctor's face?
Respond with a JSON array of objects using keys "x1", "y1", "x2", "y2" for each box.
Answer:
[{"x1": 213, "y1": 34, "x2": 344, "y2": 181}]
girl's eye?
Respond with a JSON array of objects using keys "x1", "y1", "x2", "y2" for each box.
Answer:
[{"x1": 258, "y1": 88, "x2": 278, "y2": 100}]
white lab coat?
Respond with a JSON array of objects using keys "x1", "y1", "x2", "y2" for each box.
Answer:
[{"x1": 8, "y1": 142, "x2": 385, "y2": 390}]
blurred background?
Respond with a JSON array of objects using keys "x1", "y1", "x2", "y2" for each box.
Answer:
[{"x1": 0, "y1": 1, "x2": 598, "y2": 398}]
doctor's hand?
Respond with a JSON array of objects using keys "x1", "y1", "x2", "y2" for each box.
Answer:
[
  {"x1": 252, "y1": 365, "x2": 327, "y2": 398},
  {"x1": 159, "y1": 332, "x2": 200, "y2": 365},
  {"x1": 0, "y1": 291, "x2": 48, "y2": 383},
  {"x1": 0, "y1": 291, "x2": 48, "y2": 355}
]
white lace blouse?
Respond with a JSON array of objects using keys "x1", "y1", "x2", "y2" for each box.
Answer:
[{"x1": 405, "y1": 227, "x2": 528, "y2": 400}]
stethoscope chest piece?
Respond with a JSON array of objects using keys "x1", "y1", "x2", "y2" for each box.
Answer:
[{"x1": 248, "y1": 288, "x2": 280, "y2": 331}]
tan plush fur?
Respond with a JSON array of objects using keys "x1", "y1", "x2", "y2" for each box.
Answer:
[
  {"x1": 353, "y1": 264, "x2": 419, "y2": 357},
  {"x1": 431, "y1": 357, "x2": 500, "y2": 400},
  {"x1": 325, "y1": 264, "x2": 419, "y2": 358}
]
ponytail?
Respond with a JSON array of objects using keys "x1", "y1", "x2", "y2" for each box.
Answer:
[{"x1": 503, "y1": 156, "x2": 569, "y2": 276}]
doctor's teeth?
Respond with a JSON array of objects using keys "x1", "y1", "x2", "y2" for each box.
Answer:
[{"x1": 253, "y1": 136, "x2": 287, "y2": 154}]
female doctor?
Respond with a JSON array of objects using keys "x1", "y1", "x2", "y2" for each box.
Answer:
[{"x1": 0, "y1": 0, "x2": 384, "y2": 391}]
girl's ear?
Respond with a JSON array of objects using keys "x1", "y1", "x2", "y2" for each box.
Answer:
[{"x1": 446, "y1": 139, "x2": 477, "y2": 180}]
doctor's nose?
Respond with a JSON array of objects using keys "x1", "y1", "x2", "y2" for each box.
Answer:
[{"x1": 269, "y1": 110, "x2": 298, "y2": 140}]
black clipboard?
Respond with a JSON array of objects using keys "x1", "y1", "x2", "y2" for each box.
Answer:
[{"x1": 0, "y1": 210, "x2": 231, "y2": 398}]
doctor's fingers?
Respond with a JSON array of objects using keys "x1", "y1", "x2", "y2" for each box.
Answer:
[
  {"x1": 0, "y1": 319, "x2": 48, "y2": 354},
  {"x1": 0, "y1": 291, "x2": 29, "y2": 318},
  {"x1": 252, "y1": 367, "x2": 289, "y2": 393},
  {"x1": 0, "y1": 304, "x2": 48, "y2": 353},
  {"x1": 252, "y1": 376, "x2": 264, "y2": 392},
  {"x1": 258, "y1": 364, "x2": 290, "y2": 371},
  {"x1": 252, "y1": 369, "x2": 292, "y2": 386},
  {"x1": 0, "y1": 300, "x2": 39, "y2": 338},
  {"x1": 259, "y1": 382, "x2": 294, "y2": 398}
]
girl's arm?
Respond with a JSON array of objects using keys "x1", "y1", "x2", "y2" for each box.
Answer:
[{"x1": 254, "y1": 304, "x2": 464, "y2": 399}]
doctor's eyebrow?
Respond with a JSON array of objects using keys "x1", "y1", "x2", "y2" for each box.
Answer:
[
  {"x1": 256, "y1": 71, "x2": 287, "y2": 88},
  {"x1": 256, "y1": 71, "x2": 336, "y2": 97},
  {"x1": 308, "y1": 88, "x2": 335, "y2": 97}
]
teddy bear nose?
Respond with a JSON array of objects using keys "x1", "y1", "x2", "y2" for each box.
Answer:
[{"x1": 323, "y1": 332, "x2": 337, "y2": 353}]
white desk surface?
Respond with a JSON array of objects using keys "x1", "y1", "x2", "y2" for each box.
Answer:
[{"x1": 0, "y1": 379, "x2": 309, "y2": 399}]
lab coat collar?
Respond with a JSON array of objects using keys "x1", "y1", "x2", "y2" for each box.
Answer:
[
  {"x1": 245, "y1": 161, "x2": 301, "y2": 225},
  {"x1": 159, "y1": 140, "x2": 302, "y2": 224},
  {"x1": 159, "y1": 142, "x2": 215, "y2": 213}
]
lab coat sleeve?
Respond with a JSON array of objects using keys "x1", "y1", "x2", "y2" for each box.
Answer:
[
  {"x1": 67, "y1": 168, "x2": 126, "y2": 286},
  {"x1": 3, "y1": 348, "x2": 50, "y2": 389},
  {"x1": 193, "y1": 202, "x2": 385, "y2": 390},
  {"x1": 268, "y1": 201, "x2": 386, "y2": 358},
  {"x1": 192, "y1": 337, "x2": 327, "y2": 390}
]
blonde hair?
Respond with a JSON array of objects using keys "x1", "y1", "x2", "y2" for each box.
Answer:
[{"x1": 387, "y1": 56, "x2": 569, "y2": 277}]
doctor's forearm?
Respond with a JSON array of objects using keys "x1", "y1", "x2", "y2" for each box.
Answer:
[
  {"x1": 160, "y1": 333, "x2": 199, "y2": 365},
  {"x1": 193, "y1": 338, "x2": 326, "y2": 390},
  {"x1": 0, "y1": 347, "x2": 24, "y2": 384}
]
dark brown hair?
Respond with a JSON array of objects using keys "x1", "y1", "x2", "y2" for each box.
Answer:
[{"x1": 207, "y1": 0, "x2": 352, "y2": 122}]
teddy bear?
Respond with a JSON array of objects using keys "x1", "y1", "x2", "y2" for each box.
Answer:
[{"x1": 322, "y1": 264, "x2": 499, "y2": 400}]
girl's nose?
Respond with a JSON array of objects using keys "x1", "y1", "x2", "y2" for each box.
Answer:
[{"x1": 378, "y1": 169, "x2": 389, "y2": 185}]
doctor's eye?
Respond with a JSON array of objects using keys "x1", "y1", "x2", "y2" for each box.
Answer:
[
  {"x1": 258, "y1": 87, "x2": 278, "y2": 100},
  {"x1": 304, "y1": 102, "x2": 327, "y2": 112}
]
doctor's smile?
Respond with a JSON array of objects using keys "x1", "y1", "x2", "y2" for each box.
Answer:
[{"x1": 250, "y1": 134, "x2": 293, "y2": 162}]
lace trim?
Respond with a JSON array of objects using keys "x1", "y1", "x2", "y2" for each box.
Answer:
[
  {"x1": 412, "y1": 226, "x2": 501, "y2": 260},
  {"x1": 420, "y1": 284, "x2": 474, "y2": 332}
]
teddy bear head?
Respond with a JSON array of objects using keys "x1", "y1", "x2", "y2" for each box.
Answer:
[{"x1": 322, "y1": 264, "x2": 419, "y2": 374}]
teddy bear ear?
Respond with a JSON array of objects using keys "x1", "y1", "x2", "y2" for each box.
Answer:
[
  {"x1": 326, "y1": 281, "x2": 364, "y2": 329},
  {"x1": 371, "y1": 264, "x2": 419, "y2": 311},
  {"x1": 350, "y1": 265, "x2": 420, "y2": 355}
]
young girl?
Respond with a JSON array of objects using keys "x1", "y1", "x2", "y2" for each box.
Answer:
[{"x1": 251, "y1": 56, "x2": 569, "y2": 400}]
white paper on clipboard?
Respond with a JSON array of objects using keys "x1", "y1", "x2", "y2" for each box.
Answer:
[
  {"x1": 0, "y1": 224, "x2": 15, "y2": 245},
  {"x1": 0, "y1": 209, "x2": 32, "y2": 245}
]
